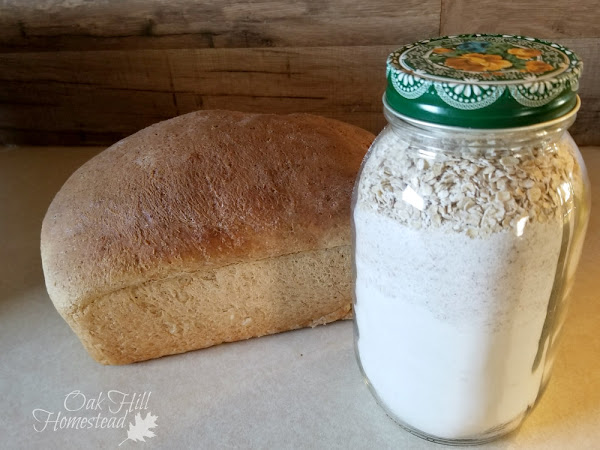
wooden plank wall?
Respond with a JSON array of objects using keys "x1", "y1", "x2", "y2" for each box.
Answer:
[{"x1": 0, "y1": 0, "x2": 598, "y2": 146}]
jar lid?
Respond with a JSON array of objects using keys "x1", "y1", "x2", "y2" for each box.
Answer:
[{"x1": 385, "y1": 34, "x2": 583, "y2": 128}]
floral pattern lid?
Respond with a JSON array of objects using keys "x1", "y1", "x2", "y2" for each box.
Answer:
[{"x1": 385, "y1": 34, "x2": 583, "y2": 128}]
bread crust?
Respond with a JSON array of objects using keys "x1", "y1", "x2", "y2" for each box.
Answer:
[{"x1": 41, "y1": 110, "x2": 373, "y2": 364}]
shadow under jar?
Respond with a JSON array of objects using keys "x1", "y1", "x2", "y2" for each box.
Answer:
[{"x1": 352, "y1": 34, "x2": 590, "y2": 445}]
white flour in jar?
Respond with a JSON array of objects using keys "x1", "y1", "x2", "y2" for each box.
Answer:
[{"x1": 353, "y1": 130, "x2": 576, "y2": 439}]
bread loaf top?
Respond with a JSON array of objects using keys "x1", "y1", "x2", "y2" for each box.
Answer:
[{"x1": 41, "y1": 111, "x2": 373, "y2": 314}]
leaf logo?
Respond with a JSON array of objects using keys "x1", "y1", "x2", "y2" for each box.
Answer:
[{"x1": 119, "y1": 412, "x2": 158, "y2": 446}]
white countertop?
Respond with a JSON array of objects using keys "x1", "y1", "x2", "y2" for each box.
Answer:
[{"x1": 1, "y1": 145, "x2": 599, "y2": 450}]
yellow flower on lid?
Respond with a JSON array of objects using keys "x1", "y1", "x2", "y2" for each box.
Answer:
[
  {"x1": 508, "y1": 48, "x2": 543, "y2": 60},
  {"x1": 445, "y1": 53, "x2": 513, "y2": 72},
  {"x1": 525, "y1": 60, "x2": 554, "y2": 73}
]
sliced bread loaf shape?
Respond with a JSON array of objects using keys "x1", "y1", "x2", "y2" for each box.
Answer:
[{"x1": 41, "y1": 110, "x2": 374, "y2": 364}]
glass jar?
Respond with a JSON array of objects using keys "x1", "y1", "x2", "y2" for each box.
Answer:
[{"x1": 352, "y1": 35, "x2": 590, "y2": 445}]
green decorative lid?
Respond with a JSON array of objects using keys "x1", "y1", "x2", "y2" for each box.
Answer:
[{"x1": 385, "y1": 34, "x2": 583, "y2": 128}]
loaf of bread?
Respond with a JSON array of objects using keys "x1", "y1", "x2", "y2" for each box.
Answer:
[{"x1": 41, "y1": 110, "x2": 373, "y2": 364}]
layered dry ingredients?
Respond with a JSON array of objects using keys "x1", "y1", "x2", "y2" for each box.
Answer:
[{"x1": 353, "y1": 129, "x2": 580, "y2": 439}]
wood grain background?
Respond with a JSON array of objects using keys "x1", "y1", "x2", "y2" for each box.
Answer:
[{"x1": 0, "y1": 0, "x2": 598, "y2": 146}]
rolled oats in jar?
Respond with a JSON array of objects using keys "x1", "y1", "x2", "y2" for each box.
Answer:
[{"x1": 352, "y1": 34, "x2": 590, "y2": 445}]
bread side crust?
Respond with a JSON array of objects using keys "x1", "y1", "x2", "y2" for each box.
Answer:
[{"x1": 62, "y1": 245, "x2": 353, "y2": 365}]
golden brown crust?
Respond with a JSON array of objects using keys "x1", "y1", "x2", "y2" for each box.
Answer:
[
  {"x1": 40, "y1": 111, "x2": 372, "y2": 363},
  {"x1": 41, "y1": 111, "x2": 373, "y2": 313}
]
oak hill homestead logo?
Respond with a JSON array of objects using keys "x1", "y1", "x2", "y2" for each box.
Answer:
[{"x1": 32, "y1": 390, "x2": 157, "y2": 445}]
